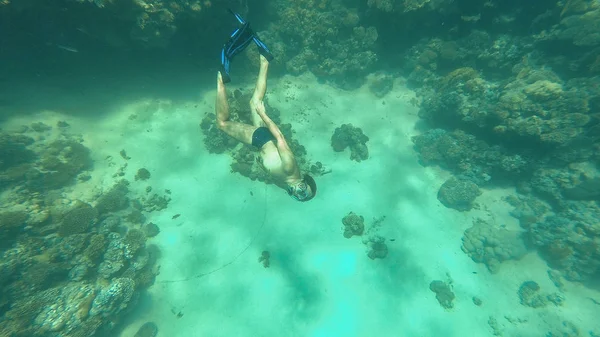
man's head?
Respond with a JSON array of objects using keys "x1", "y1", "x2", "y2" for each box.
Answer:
[{"x1": 288, "y1": 174, "x2": 317, "y2": 202}]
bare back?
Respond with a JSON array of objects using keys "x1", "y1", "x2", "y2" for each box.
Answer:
[{"x1": 258, "y1": 141, "x2": 301, "y2": 188}]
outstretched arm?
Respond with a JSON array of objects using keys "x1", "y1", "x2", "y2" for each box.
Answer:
[
  {"x1": 254, "y1": 101, "x2": 286, "y2": 148},
  {"x1": 254, "y1": 101, "x2": 298, "y2": 172}
]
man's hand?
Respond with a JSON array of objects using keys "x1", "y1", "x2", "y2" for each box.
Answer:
[{"x1": 254, "y1": 100, "x2": 267, "y2": 116}]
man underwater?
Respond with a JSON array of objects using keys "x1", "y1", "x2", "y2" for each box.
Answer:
[{"x1": 215, "y1": 10, "x2": 317, "y2": 202}]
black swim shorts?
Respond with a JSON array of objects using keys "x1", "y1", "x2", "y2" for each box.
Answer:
[{"x1": 252, "y1": 126, "x2": 275, "y2": 148}]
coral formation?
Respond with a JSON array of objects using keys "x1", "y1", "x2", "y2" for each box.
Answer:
[
  {"x1": 412, "y1": 129, "x2": 530, "y2": 186},
  {"x1": 341, "y1": 212, "x2": 365, "y2": 238},
  {"x1": 143, "y1": 222, "x2": 160, "y2": 238},
  {"x1": 331, "y1": 124, "x2": 370, "y2": 162},
  {"x1": 517, "y1": 280, "x2": 564, "y2": 308},
  {"x1": 461, "y1": 218, "x2": 528, "y2": 273},
  {"x1": 135, "y1": 168, "x2": 151, "y2": 181},
  {"x1": 366, "y1": 236, "x2": 388, "y2": 260},
  {"x1": 59, "y1": 203, "x2": 98, "y2": 236},
  {"x1": 270, "y1": 0, "x2": 379, "y2": 88},
  {"x1": 0, "y1": 128, "x2": 161, "y2": 336},
  {"x1": 95, "y1": 180, "x2": 130, "y2": 215},
  {"x1": 429, "y1": 280, "x2": 455, "y2": 309},
  {"x1": 258, "y1": 251, "x2": 270, "y2": 268},
  {"x1": 437, "y1": 177, "x2": 481, "y2": 211}
]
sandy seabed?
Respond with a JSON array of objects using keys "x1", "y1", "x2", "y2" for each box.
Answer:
[{"x1": 3, "y1": 72, "x2": 599, "y2": 337}]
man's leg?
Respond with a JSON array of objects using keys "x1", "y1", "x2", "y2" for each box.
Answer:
[
  {"x1": 249, "y1": 55, "x2": 270, "y2": 127},
  {"x1": 216, "y1": 72, "x2": 256, "y2": 145}
]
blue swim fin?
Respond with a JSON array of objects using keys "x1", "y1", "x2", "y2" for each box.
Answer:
[{"x1": 219, "y1": 9, "x2": 274, "y2": 82}]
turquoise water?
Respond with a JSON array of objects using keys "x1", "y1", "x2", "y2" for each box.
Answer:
[{"x1": 1, "y1": 1, "x2": 599, "y2": 336}]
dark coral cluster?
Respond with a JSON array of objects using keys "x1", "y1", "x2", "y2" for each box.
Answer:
[
  {"x1": 1, "y1": 124, "x2": 92, "y2": 194},
  {"x1": 508, "y1": 195, "x2": 600, "y2": 283},
  {"x1": 0, "y1": 125, "x2": 166, "y2": 337},
  {"x1": 399, "y1": 1, "x2": 600, "y2": 283},
  {"x1": 268, "y1": 0, "x2": 379, "y2": 88},
  {"x1": 331, "y1": 124, "x2": 370, "y2": 162}
]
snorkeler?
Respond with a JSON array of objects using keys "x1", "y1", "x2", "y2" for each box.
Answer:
[{"x1": 215, "y1": 10, "x2": 317, "y2": 202}]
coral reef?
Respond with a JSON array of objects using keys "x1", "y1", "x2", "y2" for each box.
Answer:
[
  {"x1": 461, "y1": 218, "x2": 528, "y2": 273},
  {"x1": 270, "y1": 0, "x2": 379, "y2": 88},
  {"x1": 527, "y1": 203, "x2": 600, "y2": 282},
  {"x1": 538, "y1": 1, "x2": 600, "y2": 47},
  {"x1": 331, "y1": 124, "x2": 370, "y2": 162},
  {"x1": 32, "y1": 139, "x2": 93, "y2": 191},
  {"x1": 507, "y1": 194, "x2": 600, "y2": 283},
  {"x1": 412, "y1": 129, "x2": 531, "y2": 186},
  {"x1": 0, "y1": 128, "x2": 162, "y2": 337}
]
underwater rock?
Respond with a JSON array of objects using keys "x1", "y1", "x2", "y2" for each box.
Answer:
[
  {"x1": 461, "y1": 218, "x2": 528, "y2": 273},
  {"x1": 331, "y1": 124, "x2": 370, "y2": 162},
  {"x1": 342, "y1": 212, "x2": 365, "y2": 238},
  {"x1": 437, "y1": 177, "x2": 481, "y2": 211},
  {"x1": 134, "y1": 322, "x2": 158, "y2": 337},
  {"x1": 429, "y1": 280, "x2": 455, "y2": 309}
]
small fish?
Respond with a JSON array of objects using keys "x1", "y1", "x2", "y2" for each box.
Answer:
[
  {"x1": 56, "y1": 44, "x2": 79, "y2": 53},
  {"x1": 172, "y1": 214, "x2": 180, "y2": 220}
]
